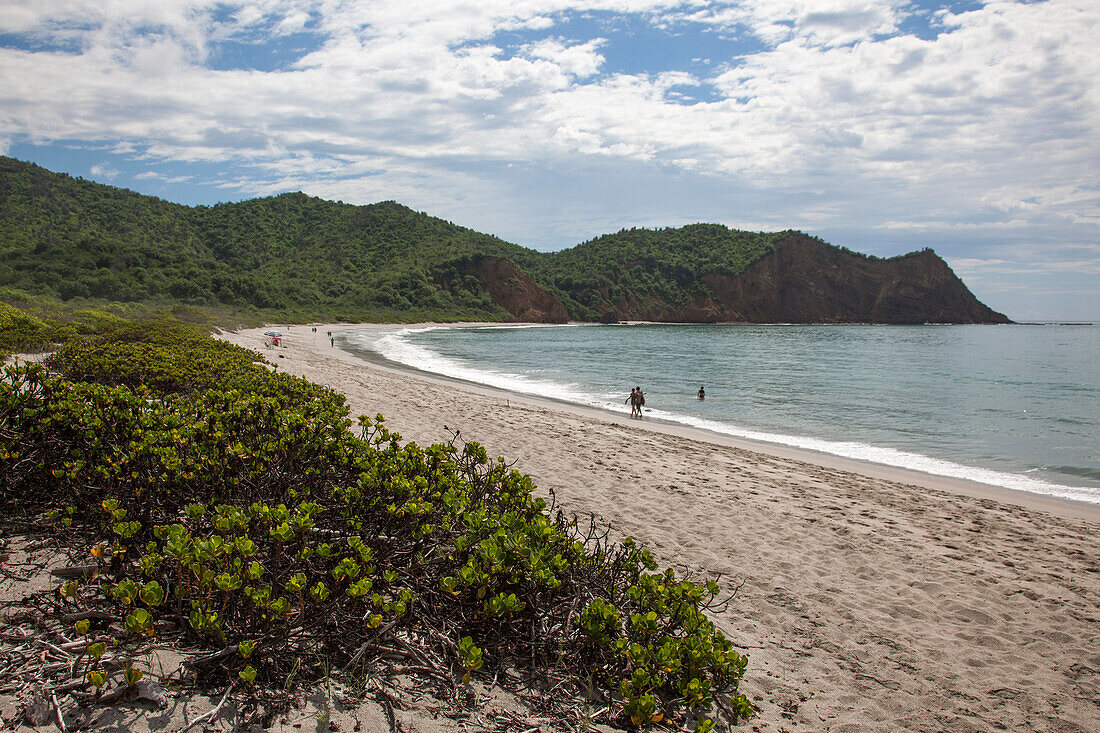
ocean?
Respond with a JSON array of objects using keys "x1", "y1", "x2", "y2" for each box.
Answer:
[{"x1": 340, "y1": 323, "x2": 1100, "y2": 505}]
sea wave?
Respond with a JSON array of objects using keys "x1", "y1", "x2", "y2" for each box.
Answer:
[
  {"x1": 359, "y1": 327, "x2": 601, "y2": 408},
  {"x1": 350, "y1": 326, "x2": 1100, "y2": 506},
  {"x1": 639, "y1": 409, "x2": 1100, "y2": 505}
]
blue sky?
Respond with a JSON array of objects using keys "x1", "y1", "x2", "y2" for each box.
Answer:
[{"x1": 1, "y1": 0, "x2": 1097, "y2": 320}]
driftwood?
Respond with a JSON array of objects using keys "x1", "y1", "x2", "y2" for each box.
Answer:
[
  {"x1": 50, "y1": 565, "x2": 100, "y2": 579},
  {"x1": 50, "y1": 690, "x2": 67, "y2": 733},
  {"x1": 179, "y1": 685, "x2": 232, "y2": 733}
]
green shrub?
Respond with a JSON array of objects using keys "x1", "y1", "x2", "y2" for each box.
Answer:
[
  {"x1": 0, "y1": 302, "x2": 53, "y2": 356},
  {"x1": 0, "y1": 323, "x2": 753, "y2": 728}
]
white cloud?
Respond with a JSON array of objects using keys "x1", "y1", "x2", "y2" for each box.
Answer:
[
  {"x1": 952, "y1": 256, "x2": 1100, "y2": 277},
  {"x1": 273, "y1": 9, "x2": 312, "y2": 35},
  {"x1": 675, "y1": 0, "x2": 908, "y2": 46},
  {"x1": 522, "y1": 37, "x2": 606, "y2": 78},
  {"x1": 5, "y1": 1, "x2": 1093, "y2": 191},
  {"x1": 133, "y1": 170, "x2": 192, "y2": 183},
  {"x1": 89, "y1": 162, "x2": 121, "y2": 179}
]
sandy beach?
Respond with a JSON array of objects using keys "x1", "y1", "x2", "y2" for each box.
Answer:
[{"x1": 217, "y1": 324, "x2": 1100, "y2": 732}]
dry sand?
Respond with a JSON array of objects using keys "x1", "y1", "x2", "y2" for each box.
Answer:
[{"x1": 219, "y1": 324, "x2": 1100, "y2": 732}]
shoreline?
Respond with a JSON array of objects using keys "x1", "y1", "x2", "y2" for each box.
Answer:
[
  {"x1": 285, "y1": 321, "x2": 1100, "y2": 522},
  {"x1": 220, "y1": 322, "x2": 1100, "y2": 732}
]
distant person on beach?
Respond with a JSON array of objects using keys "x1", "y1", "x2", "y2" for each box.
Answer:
[
  {"x1": 698, "y1": 386, "x2": 705, "y2": 400},
  {"x1": 330, "y1": 336, "x2": 334, "y2": 347},
  {"x1": 625, "y1": 387, "x2": 640, "y2": 417}
]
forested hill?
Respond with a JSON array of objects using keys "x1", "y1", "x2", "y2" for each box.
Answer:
[
  {"x1": 0, "y1": 157, "x2": 533, "y2": 320},
  {"x1": 518, "y1": 225, "x2": 782, "y2": 322},
  {"x1": 0, "y1": 157, "x2": 1009, "y2": 323}
]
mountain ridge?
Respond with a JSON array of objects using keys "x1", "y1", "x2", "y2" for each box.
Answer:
[{"x1": 0, "y1": 156, "x2": 1010, "y2": 324}]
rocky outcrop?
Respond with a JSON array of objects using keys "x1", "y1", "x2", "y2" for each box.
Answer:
[
  {"x1": 460, "y1": 257, "x2": 569, "y2": 323},
  {"x1": 595, "y1": 292, "x2": 725, "y2": 323},
  {"x1": 705, "y1": 235, "x2": 1009, "y2": 323},
  {"x1": 597, "y1": 234, "x2": 1009, "y2": 324}
]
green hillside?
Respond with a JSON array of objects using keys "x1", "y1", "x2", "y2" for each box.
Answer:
[
  {"x1": 0, "y1": 156, "x2": 783, "y2": 322},
  {"x1": 519, "y1": 225, "x2": 779, "y2": 321},
  {"x1": 0, "y1": 157, "x2": 533, "y2": 320}
]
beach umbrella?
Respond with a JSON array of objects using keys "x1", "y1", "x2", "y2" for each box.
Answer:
[{"x1": 264, "y1": 330, "x2": 282, "y2": 337}]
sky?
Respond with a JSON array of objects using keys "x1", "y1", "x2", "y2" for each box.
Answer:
[{"x1": 1, "y1": 1, "x2": 1097, "y2": 321}]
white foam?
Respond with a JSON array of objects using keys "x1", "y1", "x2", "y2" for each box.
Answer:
[
  {"x1": 357, "y1": 327, "x2": 604, "y2": 409},
  {"x1": 639, "y1": 409, "x2": 1100, "y2": 505},
  {"x1": 349, "y1": 327, "x2": 1100, "y2": 506}
]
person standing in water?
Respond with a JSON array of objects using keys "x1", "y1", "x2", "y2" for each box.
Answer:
[
  {"x1": 629, "y1": 383, "x2": 642, "y2": 416},
  {"x1": 698, "y1": 386, "x2": 705, "y2": 400}
]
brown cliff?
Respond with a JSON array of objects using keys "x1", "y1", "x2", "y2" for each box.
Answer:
[
  {"x1": 705, "y1": 235, "x2": 1010, "y2": 323},
  {"x1": 594, "y1": 234, "x2": 1009, "y2": 324},
  {"x1": 458, "y1": 257, "x2": 569, "y2": 323}
]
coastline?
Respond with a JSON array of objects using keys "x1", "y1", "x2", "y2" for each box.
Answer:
[
  {"x1": 279, "y1": 322, "x2": 1100, "y2": 522},
  {"x1": 219, "y1": 323, "x2": 1100, "y2": 731}
]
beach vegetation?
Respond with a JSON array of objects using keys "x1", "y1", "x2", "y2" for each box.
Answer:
[
  {"x1": 0, "y1": 312, "x2": 754, "y2": 728},
  {"x1": 0, "y1": 301, "x2": 56, "y2": 356}
]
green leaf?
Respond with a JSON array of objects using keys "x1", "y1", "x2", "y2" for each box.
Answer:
[{"x1": 125, "y1": 608, "x2": 153, "y2": 635}]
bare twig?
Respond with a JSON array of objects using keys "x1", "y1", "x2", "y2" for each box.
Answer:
[
  {"x1": 182, "y1": 644, "x2": 236, "y2": 668},
  {"x1": 179, "y1": 685, "x2": 233, "y2": 733},
  {"x1": 51, "y1": 690, "x2": 67, "y2": 733},
  {"x1": 370, "y1": 679, "x2": 401, "y2": 733},
  {"x1": 61, "y1": 611, "x2": 115, "y2": 624},
  {"x1": 50, "y1": 565, "x2": 101, "y2": 579},
  {"x1": 36, "y1": 639, "x2": 73, "y2": 659}
]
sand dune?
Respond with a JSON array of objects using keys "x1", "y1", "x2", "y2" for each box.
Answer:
[{"x1": 219, "y1": 325, "x2": 1100, "y2": 732}]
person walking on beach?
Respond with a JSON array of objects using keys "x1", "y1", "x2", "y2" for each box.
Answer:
[
  {"x1": 635, "y1": 386, "x2": 645, "y2": 418},
  {"x1": 330, "y1": 336, "x2": 334, "y2": 348},
  {"x1": 625, "y1": 387, "x2": 641, "y2": 417}
]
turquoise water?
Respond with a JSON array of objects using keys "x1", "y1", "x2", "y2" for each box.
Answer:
[{"x1": 344, "y1": 324, "x2": 1100, "y2": 504}]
